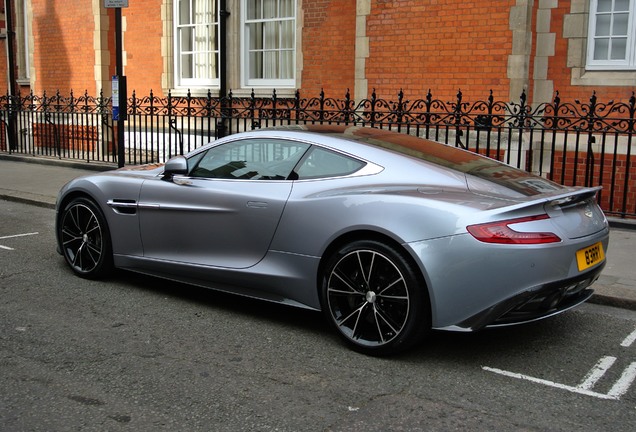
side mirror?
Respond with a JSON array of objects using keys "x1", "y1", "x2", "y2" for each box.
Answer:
[{"x1": 162, "y1": 155, "x2": 188, "y2": 180}]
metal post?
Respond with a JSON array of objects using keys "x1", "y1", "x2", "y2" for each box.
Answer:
[
  {"x1": 4, "y1": 0, "x2": 18, "y2": 150},
  {"x1": 115, "y1": 7, "x2": 127, "y2": 167}
]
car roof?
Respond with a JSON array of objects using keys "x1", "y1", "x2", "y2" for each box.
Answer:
[
  {"x1": 250, "y1": 125, "x2": 564, "y2": 197},
  {"x1": 256, "y1": 124, "x2": 497, "y2": 174}
]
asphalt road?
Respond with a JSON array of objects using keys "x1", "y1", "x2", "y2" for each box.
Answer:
[{"x1": 1, "y1": 200, "x2": 636, "y2": 431}]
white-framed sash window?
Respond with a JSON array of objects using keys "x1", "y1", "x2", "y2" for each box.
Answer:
[
  {"x1": 587, "y1": 0, "x2": 636, "y2": 70},
  {"x1": 242, "y1": 0, "x2": 296, "y2": 87},
  {"x1": 174, "y1": 0, "x2": 220, "y2": 87}
]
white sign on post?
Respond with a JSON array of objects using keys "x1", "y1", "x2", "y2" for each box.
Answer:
[
  {"x1": 104, "y1": 0, "x2": 129, "y2": 7},
  {"x1": 112, "y1": 75, "x2": 120, "y2": 120}
]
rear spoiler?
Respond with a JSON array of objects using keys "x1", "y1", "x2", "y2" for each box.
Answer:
[
  {"x1": 546, "y1": 186, "x2": 601, "y2": 210},
  {"x1": 463, "y1": 186, "x2": 603, "y2": 225}
]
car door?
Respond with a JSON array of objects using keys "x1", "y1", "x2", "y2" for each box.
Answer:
[{"x1": 138, "y1": 138, "x2": 310, "y2": 269}]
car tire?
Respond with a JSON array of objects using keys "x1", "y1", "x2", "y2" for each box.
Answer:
[
  {"x1": 59, "y1": 197, "x2": 113, "y2": 279},
  {"x1": 320, "y1": 240, "x2": 430, "y2": 356}
]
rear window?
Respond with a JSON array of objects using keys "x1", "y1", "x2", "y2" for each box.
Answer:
[
  {"x1": 295, "y1": 147, "x2": 365, "y2": 179},
  {"x1": 345, "y1": 128, "x2": 562, "y2": 196}
]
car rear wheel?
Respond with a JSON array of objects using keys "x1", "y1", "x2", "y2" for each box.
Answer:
[
  {"x1": 321, "y1": 240, "x2": 430, "y2": 356},
  {"x1": 59, "y1": 197, "x2": 113, "y2": 279}
]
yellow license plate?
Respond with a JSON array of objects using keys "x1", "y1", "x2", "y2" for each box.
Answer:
[{"x1": 576, "y1": 242, "x2": 605, "y2": 271}]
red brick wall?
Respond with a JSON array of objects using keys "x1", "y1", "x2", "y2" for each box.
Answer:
[
  {"x1": 0, "y1": 5, "x2": 7, "y2": 95},
  {"x1": 32, "y1": 122, "x2": 100, "y2": 152},
  {"x1": 0, "y1": 38, "x2": 8, "y2": 95},
  {"x1": 0, "y1": 123, "x2": 5, "y2": 150},
  {"x1": 525, "y1": 0, "x2": 538, "y2": 105},
  {"x1": 301, "y1": 0, "x2": 357, "y2": 97},
  {"x1": 27, "y1": 0, "x2": 164, "y2": 96},
  {"x1": 123, "y1": 0, "x2": 164, "y2": 96},
  {"x1": 547, "y1": 3, "x2": 634, "y2": 102},
  {"x1": 31, "y1": 0, "x2": 96, "y2": 93},
  {"x1": 543, "y1": 1, "x2": 569, "y2": 101},
  {"x1": 365, "y1": 0, "x2": 516, "y2": 102},
  {"x1": 552, "y1": 152, "x2": 636, "y2": 216}
]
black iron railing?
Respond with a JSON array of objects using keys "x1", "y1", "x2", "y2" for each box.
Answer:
[{"x1": 0, "y1": 88, "x2": 634, "y2": 219}]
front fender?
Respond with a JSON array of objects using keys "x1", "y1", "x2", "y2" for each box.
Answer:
[{"x1": 57, "y1": 174, "x2": 145, "y2": 257}]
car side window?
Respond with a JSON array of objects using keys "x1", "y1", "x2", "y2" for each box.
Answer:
[
  {"x1": 189, "y1": 139, "x2": 310, "y2": 180},
  {"x1": 295, "y1": 147, "x2": 366, "y2": 179}
]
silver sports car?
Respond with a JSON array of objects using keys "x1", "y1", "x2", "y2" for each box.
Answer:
[{"x1": 56, "y1": 125, "x2": 609, "y2": 355}]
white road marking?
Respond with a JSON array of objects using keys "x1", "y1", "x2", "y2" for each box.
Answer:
[
  {"x1": 608, "y1": 362, "x2": 636, "y2": 399},
  {"x1": 620, "y1": 327, "x2": 636, "y2": 348},
  {"x1": 0, "y1": 232, "x2": 39, "y2": 240},
  {"x1": 0, "y1": 232, "x2": 39, "y2": 251},
  {"x1": 482, "y1": 366, "x2": 618, "y2": 400},
  {"x1": 483, "y1": 327, "x2": 636, "y2": 400},
  {"x1": 578, "y1": 356, "x2": 616, "y2": 391}
]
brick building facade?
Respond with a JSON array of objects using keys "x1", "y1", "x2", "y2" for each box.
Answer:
[
  {"x1": 0, "y1": 0, "x2": 633, "y2": 104},
  {"x1": 0, "y1": 0, "x2": 633, "y2": 215}
]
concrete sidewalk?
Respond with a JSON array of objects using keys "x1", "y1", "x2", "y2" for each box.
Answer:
[
  {"x1": 0, "y1": 155, "x2": 114, "y2": 208},
  {"x1": 1, "y1": 153, "x2": 635, "y2": 311}
]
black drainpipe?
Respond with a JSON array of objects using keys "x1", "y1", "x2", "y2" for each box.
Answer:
[{"x1": 217, "y1": 0, "x2": 230, "y2": 138}]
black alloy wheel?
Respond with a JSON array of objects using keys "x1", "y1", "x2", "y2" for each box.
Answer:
[
  {"x1": 321, "y1": 240, "x2": 430, "y2": 356},
  {"x1": 59, "y1": 197, "x2": 113, "y2": 279}
]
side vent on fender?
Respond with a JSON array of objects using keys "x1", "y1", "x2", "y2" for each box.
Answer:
[{"x1": 107, "y1": 199, "x2": 138, "y2": 215}]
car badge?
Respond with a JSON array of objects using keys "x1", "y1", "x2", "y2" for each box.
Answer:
[{"x1": 584, "y1": 208, "x2": 594, "y2": 218}]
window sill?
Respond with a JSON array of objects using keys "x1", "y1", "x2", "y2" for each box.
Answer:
[
  {"x1": 168, "y1": 88, "x2": 299, "y2": 99},
  {"x1": 230, "y1": 88, "x2": 298, "y2": 99},
  {"x1": 572, "y1": 68, "x2": 636, "y2": 87},
  {"x1": 170, "y1": 88, "x2": 220, "y2": 98}
]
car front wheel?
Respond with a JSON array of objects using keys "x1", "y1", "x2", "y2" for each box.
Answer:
[
  {"x1": 321, "y1": 240, "x2": 430, "y2": 356},
  {"x1": 59, "y1": 197, "x2": 113, "y2": 279}
]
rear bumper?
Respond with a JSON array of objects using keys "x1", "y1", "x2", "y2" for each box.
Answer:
[{"x1": 441, "y1": 262, "x2": 604, "y2": 331}]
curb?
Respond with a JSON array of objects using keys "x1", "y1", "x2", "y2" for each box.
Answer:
[
  {"x1": 608, "y1": 217, "x2": 636, "y2": 231},
  {"x1": 0, "y1": 193, "x2": 56, "y2": 210},
  {"x1": 0, "y1": 153, "x2": 116, "y2": 172},
  {"x1": 588, "y1": 294, "x2": 636, "y2": 311}
]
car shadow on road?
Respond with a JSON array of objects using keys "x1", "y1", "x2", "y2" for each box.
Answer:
[
  {"x1": 405, "y1": 311, "x2": 592, "y2": 364},
  {"x1": 110, "y1": 268, "x2": 329, "y2": 334},
  {"x1": 107, "y1": 268, "x2": 591, "y2": 363}
]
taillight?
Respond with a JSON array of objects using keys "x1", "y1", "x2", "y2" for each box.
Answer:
[{"x1": 466, "y1": 214, "x2": 561, "y2": 244}]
